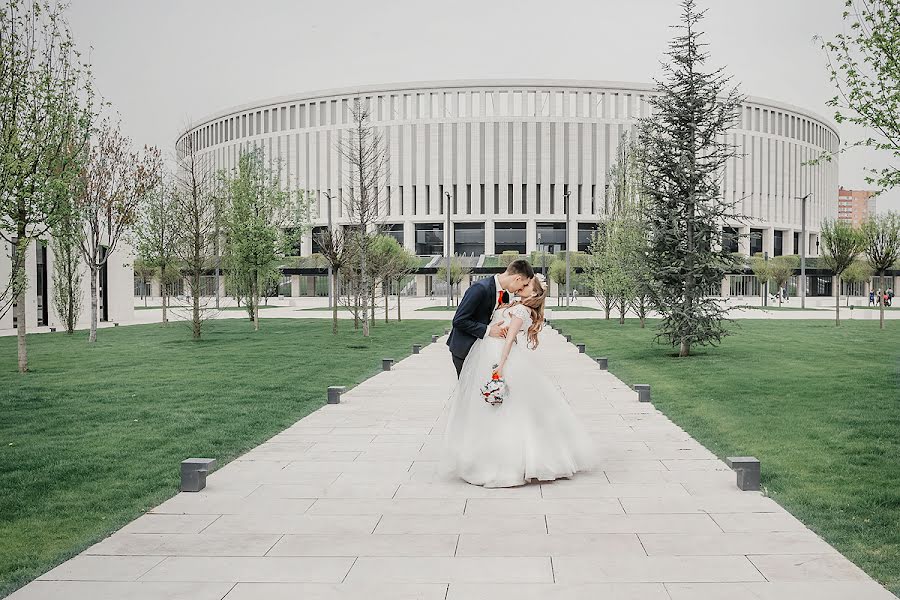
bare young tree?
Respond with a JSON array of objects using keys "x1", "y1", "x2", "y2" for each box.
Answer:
[
  {"x1": 0, "y1": 0, "x2": 93, "y2": 371},
  {"x1": 77, "y1": 119, "x2": 161, "y2": 342},
  {"x1": 316, "y1": 223, "x2": 352, "y2": 335},
  {"x1": 338, "y1": 99, "x2": 388, "y2": 337},
  {"x1": 172, "y1": 131, "x2": 217, "y2": 340}
]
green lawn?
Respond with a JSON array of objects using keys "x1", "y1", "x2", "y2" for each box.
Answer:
[
  {"x1": 0, "y1": 318, "x2": 447, "y2": 598},
  {"x1": 417, "y1": 305, "x2": 460, "y2": 311},
  {"x1": 298, "y1": 305, "x2": 354, "y2": 311},
  {"x1": 559, "y1": 318, "x2": 900, "y2": 596}
]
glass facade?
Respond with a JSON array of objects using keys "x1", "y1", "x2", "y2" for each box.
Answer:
[
  {"x1": 494, "y1": 222, "x2": 526, "y2": 254},
  {"x1": 578, "y1": 223, "x2": 598, "y2": 252},
  {"x1": 536, "y1": 222, "x2": 567, "y2": 253},
  {"x1": 415, "y1": 223, "x2": 444, "y2": 255},
  {"x1": 454, "y1": 223, "x2": 485, "y2": 256}
]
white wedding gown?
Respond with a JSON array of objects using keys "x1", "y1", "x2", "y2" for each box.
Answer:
[{"x1": 442, "y1": 304, "x2": 594, "y2": 487}]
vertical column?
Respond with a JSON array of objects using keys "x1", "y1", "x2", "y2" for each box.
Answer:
[
  {"x1": 764, "y1": 228, "x2": 775, "y2": 257},
  {"x1": 485, "y1": 221, "x2": 496, "y2": 255},
  {"x1": 738, "y1": 226, "x2": 751, "y2": 256},
  {"x1": 526, "y1": 220, "x2": 537, "y2": 254}
]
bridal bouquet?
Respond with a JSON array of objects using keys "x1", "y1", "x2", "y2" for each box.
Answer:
[{"x1": 480, "y1": 364, "x2": 508, "y2": 406}]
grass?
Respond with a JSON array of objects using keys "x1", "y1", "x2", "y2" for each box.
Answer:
[
  {"x1": 0, "y1": 318, "x2": 447, "y2": 598},
  {"x1": 848, "y1": 305, "x2": 900, "y2": 311},
  {"x1": 545, "y1": 305, "x2": 599, "y2": 311},
  {"x1": 558, "y1": 318, "x2": 900, "y2": 596},
  {"x1": 298, "y1": 305, "x2": 354, "y2": 311},
  {"x1": 417, "y1": 305, "x2": 461, "y2": 311}
]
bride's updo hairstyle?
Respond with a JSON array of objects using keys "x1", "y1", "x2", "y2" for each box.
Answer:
[{"x1": 520, "y1": 275, "x2": 547, "y2": 349}]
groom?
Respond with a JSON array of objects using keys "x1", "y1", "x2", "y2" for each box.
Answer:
[{"x1": 447, "y1": 259, "x2": 535, "y2": 377}]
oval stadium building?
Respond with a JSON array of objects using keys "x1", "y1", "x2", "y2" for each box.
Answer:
[{"x1": 177, "y1": 79, "x2": 838, "y2": 260}]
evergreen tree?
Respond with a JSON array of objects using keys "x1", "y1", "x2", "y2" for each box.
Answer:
[{"x1": 639, "y1": 0, "x2": 745, "y2": 356}]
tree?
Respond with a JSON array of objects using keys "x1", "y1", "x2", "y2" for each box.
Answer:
[
  {"x1": 585, "y1": 228, "x2": 613, "y2": 319},
  {"x1": 842, "y1": 260, "x2": 873, "y2": 307},
  {"x1": 1, "y1": 0, "x2": 93, "y2": 371},
  {"x1": 222, "y1": 148, "x2": 306, "y2": 331},
  {"x1": 172, "y1": 129, "x2": 217, "y2": 340},
  {"x1": 436, "y1": 256, "x2": 471, "y2": 305},
  {"x1": 768, "y1": 255, "x2": 800, "y2": 307},
  {"x1": 339, "y1": 99, "x2": 388, "y2": 337},
  {"x1": 819, "y1": 1, "x2": 900, "y2": 191},
  {"x1": 639, "y1": 0, "x2": 745, "y2": 356},
  {"x1": 861, "y1": 212, "x2": 900, "y2": 328},
  {"x1": 135, "y1": 180, "x2": 178, "y2": 325},
  {"x1": 749, "y1": 254, "x2": 771, "y2": 307},
  {"x1": 315, "y1": 223, "x2": 352, "y2": 335},
  {"x1": 50, "y1": 194, "x2": 82, "y2": 333},
  {"x1": 77, "y1": 119, "x2": 161, "y2": 342},
  {"x1": 820, "y1": 218, "x2": 865, "y2": 326},
  {"x1": 392, "y1": 247, "x2": 418, "y2": 322},
  {"x1": 366, "y1": 235, "x2": 411, "y2": 323},
  {"x1": 132, "y1": 258, "x2": 152, "y2": 307}
]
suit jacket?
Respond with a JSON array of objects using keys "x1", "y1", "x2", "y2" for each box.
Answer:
[{"x1": 447, "y1": 276, "x2": 499, "y2": 360}]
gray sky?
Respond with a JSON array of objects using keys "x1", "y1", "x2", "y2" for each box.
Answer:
[{"x1": 68, "y1": 0, "x2": 899, "y2": 213}]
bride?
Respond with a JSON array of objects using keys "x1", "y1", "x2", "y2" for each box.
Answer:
[{"x1": 443, "y1": 274, "x2": 594, "y2": 488}]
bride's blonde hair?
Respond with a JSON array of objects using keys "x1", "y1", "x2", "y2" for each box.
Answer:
[{"x1": 518, "y1": 275, "x2": 546, "y2": 349}]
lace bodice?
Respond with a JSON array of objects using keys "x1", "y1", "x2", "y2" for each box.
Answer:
[{"x1": 493, "y1": 304, "x2": 533, "y2": 335}]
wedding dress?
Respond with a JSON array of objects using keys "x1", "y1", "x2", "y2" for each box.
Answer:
[{"x1": 443, "y1": 304, "x2": 594, "y2": 488}]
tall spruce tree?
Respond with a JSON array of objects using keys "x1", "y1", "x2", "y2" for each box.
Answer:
[{"x1": 639, "y1": 0, "x2": 745, "y2": 357}]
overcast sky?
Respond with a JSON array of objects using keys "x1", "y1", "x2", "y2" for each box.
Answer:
[{"x1": 67, "y1": 0, "x2": 899, "y2": 213}]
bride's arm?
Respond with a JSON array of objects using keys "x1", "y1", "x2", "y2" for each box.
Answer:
[{"x1": 495, "y1": 316, "x2": 524, "y2": 377}]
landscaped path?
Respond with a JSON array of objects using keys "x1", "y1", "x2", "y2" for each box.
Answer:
[{"x1": 9, "y1": 329, "x2": 895, "y2": 599}]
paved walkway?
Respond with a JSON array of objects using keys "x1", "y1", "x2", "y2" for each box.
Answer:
[{"x1": 10, "y1": 330, "x2": 895, "y2": 599}]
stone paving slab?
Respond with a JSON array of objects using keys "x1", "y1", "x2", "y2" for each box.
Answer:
[{"x1": 8, "y1": 329, "x2": 896, "y2": 599}]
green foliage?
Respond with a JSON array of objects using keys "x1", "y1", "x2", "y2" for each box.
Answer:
[
  {"x1": 548, "y1": 259, "x2": 567, "y2": 287},
  {"x1": 222, "y1": 149, "x2": 309, "y2": 329},
  {"x1": 819, "y1": 1, "x2": 900, "y2": 190},
  {"x1": 436, "y1": 255, "x2": 471, "y2": 286},
  {"x1": 499, "y1": 250, "x2": 521, "y2": 266},
  {"x1": 638, "y1": 0, "x2": 745, "y2": 356},
  {"x1": 0, "y1": 0, "x2": 94, "y2": 370},
  {"x1": 50, "y1": 196, "x2": 83, "y2": 333},
  {"x1": 821, "y1": 219, "x2": 867, "y2": 325}
]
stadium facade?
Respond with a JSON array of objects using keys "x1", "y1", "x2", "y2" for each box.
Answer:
[{"x1": 177, "y1": 79, "x2": 839, "y2": 262}]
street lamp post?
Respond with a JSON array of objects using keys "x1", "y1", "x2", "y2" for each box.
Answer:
[
  {"x1": 795, "y1": 194, "x2": 811, "y2": 309},
  {"x1": 564, "y1": 190, "x2": 572, "y2": 308},
  {"x1": 445, "y1": 192, "x2": 452, "y2": 308},
  {"x1": 538, "y1": 233, "x2": 546, "y2": 280}
]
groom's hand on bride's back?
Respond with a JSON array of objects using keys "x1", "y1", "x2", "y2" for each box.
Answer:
[{"x1": 489, "y1": 324, "x2": 508, "y2": 338}]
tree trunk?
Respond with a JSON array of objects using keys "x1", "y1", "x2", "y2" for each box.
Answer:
[
  {"x1": 618, "y1": 297, "x2": 626, "y2": 325},
  {"x1": 879, "y1": 271, "x2": 885, "y2": 330},
  {"x1": 332, "y1": 268, "x2": 339, "y2": 335},
  {"x1": 15, "y1": 282, "x2": 27, "y2": 373},
  {"x1": 67, "y1": 264, "x2": 76, "y2": 334},
  {"x1": 89, "y1": 265, "x2": 99, "y2": 343},
  {"x1": 679, "y1": 339, "x2": 690, "y2": 357},
  {"x1": 253, "y1": 278, "x2": 260, "y2": 332},
  {"x1": 384, "y1": 281, "x2": 389, "y2": 323},
  {"x1": 162, "y1": 282, "x2": 168, "y2": 326},
  {"x1": 192, "y1": 272, "x2": 201, "y2": 340},
  {"x1": 834, "y1": 275, "x2": 840, "y2": 326},
  {"x1": 396, "y1": 277, "x2": 402, "y2": 322}
]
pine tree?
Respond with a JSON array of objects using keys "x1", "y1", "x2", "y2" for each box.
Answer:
[{"x1": 639, "y1": 0, "x2": 745, "y2": 357}]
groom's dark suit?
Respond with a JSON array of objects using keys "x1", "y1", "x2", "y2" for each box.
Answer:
[{"x1": 447, "y1": 277, "x2": 505, "y2": 377}]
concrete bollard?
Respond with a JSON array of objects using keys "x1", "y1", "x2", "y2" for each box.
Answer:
[
  {"x1": 595, "y1": 357, "x2": 609, "y2": 370},
  {"x1": 726, "y1": 456, "x2": 761, "y2": 491},
  {"x1": 576, "y1": 343, "x2": 585, "y2": 353},
  {"x1": 565, "y1": 334, "x2": 572, "y2": 343},
  {"x1": 181, "y1": 458, "x2": 216, "y2": 492},
  {"x1": 412, "y1": 344, "x2": 421, "y2": 354},
  {"x1": 49, "y1": 327, "x2": 57, "y2": 333},
  {"x1": 634, "y1": 384, "x2": 651, "y2": 403},
  {"x1": 113, "y1": 322, "x2": 119, "y2": 327},
  {"x1": 382, "y1": 359, "x2": 394, "y2": 371},
  {"x1": 431, "y1": 334, "x2": 439, "y2": 343},
  {"x1": 327, "y1": 386, "x2": 346, "y2": 404}
]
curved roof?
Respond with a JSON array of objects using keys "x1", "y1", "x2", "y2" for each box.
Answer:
[{"x1": 177, "y1": 78, "x2": 839, "y2": 143}]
